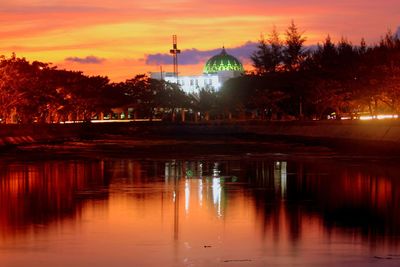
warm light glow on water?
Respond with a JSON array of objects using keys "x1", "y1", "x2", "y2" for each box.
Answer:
[{"x1": 0, "y1": 157, "x2": 400, "y2": 266}]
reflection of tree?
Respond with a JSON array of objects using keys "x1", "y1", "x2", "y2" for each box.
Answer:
[
  {"x1": 247, "y1": 160, "x2": 400, "y2": 246},
  {"x1": 301, "y1": 166, "x2": 400, "y2": 237},
  {"x1": 0, "y1": 160, "x2": 109, "y2": 238}
]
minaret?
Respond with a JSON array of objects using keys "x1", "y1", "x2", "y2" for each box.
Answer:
[{"x1": 169, "y1": 35, "x2": 181, "y2": 81}]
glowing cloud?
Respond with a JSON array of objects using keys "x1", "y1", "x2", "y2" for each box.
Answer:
[{"x1": 65, "y1": 56, "x2": 106, "y2": 64}]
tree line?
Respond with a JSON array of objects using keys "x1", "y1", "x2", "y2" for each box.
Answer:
[
  {"x1": 1, "y1": 21, "x2": 399, "y2": 123},
  {"x1": 0, "y1": 54, "x2": 229, "y2": 123},
  {"x1": 0, "y1": 56, "x2": 193, "y2": 123},
  {"x1": 222, "y1": 21, "x2": 400, "y2": 120}
]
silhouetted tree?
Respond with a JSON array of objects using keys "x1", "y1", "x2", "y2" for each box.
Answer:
[
  {"x1": 251, "y1": 26, "x2": 283, "y2": 74},
  {"x1": 251, "y1": 35, "x2": 273, "y2": 75},
  {"x1": 283, "y1": 21, "x2": 307, "y2": 72}
]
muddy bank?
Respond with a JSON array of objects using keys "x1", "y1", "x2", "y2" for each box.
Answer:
[
  {"x1": 0, "y1": 123, "x2": 86, "y2": 147},
  {"x1": 1, "y1": 120, "x2": 400, "y2": 153}
]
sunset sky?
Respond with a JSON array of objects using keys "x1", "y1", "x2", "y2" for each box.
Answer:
[{"x1": 1, "y1": 0, "x2": 399, "y2": 81}]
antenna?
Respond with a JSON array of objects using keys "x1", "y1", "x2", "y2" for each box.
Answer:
[{"x1": 169, "y1": 35, "x2": 181, "y2": 81}]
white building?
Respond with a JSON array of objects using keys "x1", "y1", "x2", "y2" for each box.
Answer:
[{"x1": 151, "y1": 47, "x2": 244, "y2": 94}]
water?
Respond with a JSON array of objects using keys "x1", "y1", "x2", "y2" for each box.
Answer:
[{"x1": 0, "y1": 142, "x2": 400, "y2": 266}]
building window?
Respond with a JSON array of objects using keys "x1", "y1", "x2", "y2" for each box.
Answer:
[{"x1": 190, "y1": 79, "x2": 194, "y2": 86}]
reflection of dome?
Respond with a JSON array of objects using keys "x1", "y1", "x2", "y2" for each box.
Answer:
[{"x1": 203, "y1": 47, "x2": 244, "y2": 74}]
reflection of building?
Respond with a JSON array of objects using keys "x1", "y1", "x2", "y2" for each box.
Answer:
[
  {"x1": 151, "y1": 47, "x2": 244, "y2": 94},
  {"x1": 164, "y1": 161, "x2": 232, "y2": 218},
  {"x1": 274, "y1": 161, "x2": 287, "y2": 197}
]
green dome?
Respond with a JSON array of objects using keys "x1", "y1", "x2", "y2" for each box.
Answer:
[{"x1": 203, "y1": 47, "x2": 244, "y2": 74}]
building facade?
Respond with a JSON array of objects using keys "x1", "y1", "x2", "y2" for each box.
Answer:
[{"x1": 151, "y1": 47, "x2": 244, "y2": 94}]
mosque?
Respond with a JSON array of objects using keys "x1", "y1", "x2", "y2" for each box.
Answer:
[{"x1": 151, "y1": 47, "x2": 244, "y2": 94}]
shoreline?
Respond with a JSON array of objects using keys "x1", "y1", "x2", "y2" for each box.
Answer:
[{"x1": 0, "y1": 120, "x2": 400, "y2": 154}]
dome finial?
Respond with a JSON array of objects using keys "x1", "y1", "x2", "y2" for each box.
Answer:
[{"x1": 221, "y1": 46, "x2": 227, "y2": 55}]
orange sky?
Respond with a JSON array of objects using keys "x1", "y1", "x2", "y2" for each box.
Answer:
[{"x1": 0, "y1": 0, "x2": 399, "y2": 81}]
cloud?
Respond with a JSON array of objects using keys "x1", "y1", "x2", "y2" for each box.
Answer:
[
  {"x1": 144, "y1": 41, "x2": 320, "y2": 66},
  {"x1": 65, "y1": 55, "x2": 106, "y2": 64},
  {"x1": 145, "y1": 42, "x2": 258, "y2": 66}
]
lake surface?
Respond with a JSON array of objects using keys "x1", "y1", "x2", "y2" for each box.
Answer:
[{"x1": 0, "y1": 140, "x2": 400, "y2": 266}]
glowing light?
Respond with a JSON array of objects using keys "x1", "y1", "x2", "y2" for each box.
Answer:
[
  {"x1": 340, "y1": 116, "x2": 352, "y2": 120},
  {"x1": 340, "y1": 114, "x2": 399, "y2": 121},
  {"x1": 60, "y1": 119, "x2": 162, "y2": 124},
  {"x1": 359, "y1": 114, "x2": 399, "y2": 121}
]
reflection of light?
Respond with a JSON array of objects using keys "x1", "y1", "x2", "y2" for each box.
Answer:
[
  {"x1": 185, "y1": 180, "x2": 190, "y2": 214},
  {"x1": 199, "y1": 179, "x2": 203, "y2": 207},
  {"x1": 212, "y1": 178, "x2": 222, "y2": 217},
  {"x1": 211, "y1": 162, "x2": 222, "y2": 217},
  {"x1": 213, "y1": 163, "x2": 220, "y2": 177},
  {"x1": 165, "y1": 163, "x2": 170, "y2": 181},
  {"x1": 164, "y1": 161, "x2": 225, "y2": 217},
  {"x1": 198, "y1": 163, "x2": 203, "y2": 179},
  {"x1": 281, "y1": 162, "x2": 287, "y2": 197},
  {"x1": 274, "y1": 161, "x2": 287, "y2": 198}
]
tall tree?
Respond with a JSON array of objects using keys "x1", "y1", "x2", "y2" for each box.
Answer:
[
  {"x1": 251, "y1": 26, "x2": 283, "y2": 74},
  {"x1": 268, "y1": 26, "x2": 283, "y2": 72},
  {"x1": 283, "y1": 21, "x2": 306, "y2": 72},
  {"x1": 251, "y1": 35, "x2": 272, "y2": 75},
  {"x1": 320, "y1": 35, "x2": 337, "y2": 66}
]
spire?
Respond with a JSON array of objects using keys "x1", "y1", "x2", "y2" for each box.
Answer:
[{"x1": 221, "y1": 46, "x2": 227, "y2": 55}]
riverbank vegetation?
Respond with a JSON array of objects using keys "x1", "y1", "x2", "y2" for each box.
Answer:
[
  {"x1": 230, "y1": 22, "x2": 400, "y2": 120},
  {"x1": 0, "y1": 22, "x2": 399, "y2": 123}
]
